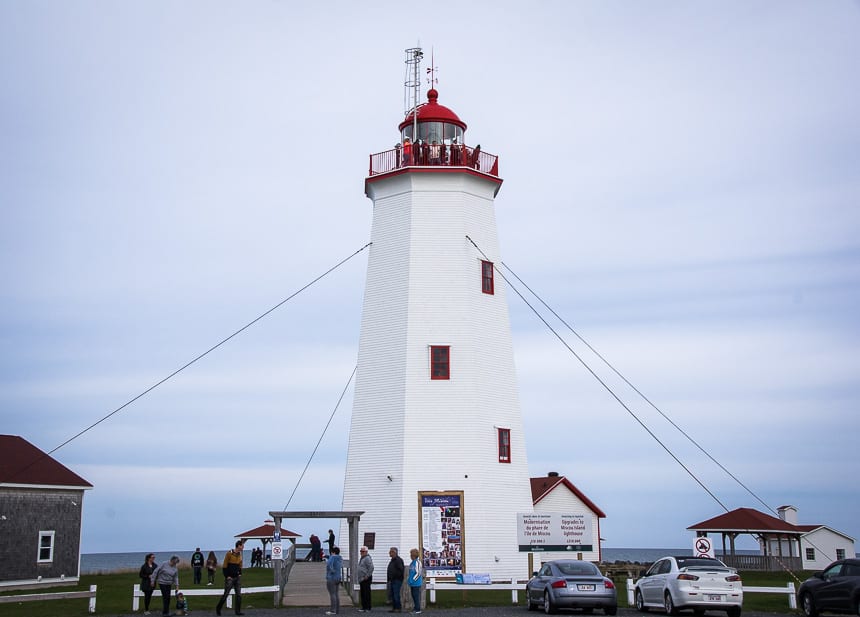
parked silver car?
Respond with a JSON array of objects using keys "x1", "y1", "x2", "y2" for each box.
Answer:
[
  {"x1": 634, "y1": 556, "x2": 743, "y2": 617},
  {"x1": 526, "y1": 559, "x2": 618, "y2": 614}
]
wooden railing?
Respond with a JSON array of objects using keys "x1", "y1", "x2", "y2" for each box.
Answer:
[
  {"x1": 132, "y1": 584, "x2": 277, "y2": 611},
  {"x1": 369, "y1": 144, "x2": 499, "y2": 177},
  {"x1": 719, "y1": 554, "x2": 802, "y2": 572},
  {"x1": 0, "y1": 584, "x2": 97, "y2": 613}
]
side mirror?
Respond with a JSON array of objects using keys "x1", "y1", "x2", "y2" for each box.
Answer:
[{"x1": 532, "y1": 571, "x2": 539, "y2": 577}]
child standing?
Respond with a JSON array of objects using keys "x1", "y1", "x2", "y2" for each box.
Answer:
[{"x1": 175, "y1": 591, "x2": 189, "y2": 615}]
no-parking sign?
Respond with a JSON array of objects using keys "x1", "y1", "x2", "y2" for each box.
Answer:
[{"x1": 693, "y1": 536, "x2": 714, "y2": 558}]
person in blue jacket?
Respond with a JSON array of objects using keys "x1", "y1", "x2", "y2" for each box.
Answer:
[
  {"x1": 325, "y1": 546, "x2": 343, "y2": 615},
  {"x1": 407, "y1": 548, "x2": 423, "y2": 614}
]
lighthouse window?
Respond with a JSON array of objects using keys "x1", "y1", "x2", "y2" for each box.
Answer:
[
  {"x1": 481, "y1": 260, "x2": 494, "y2": 295},
  {"x1": 497, "y1": 428, "x2": 511, "y2": 463},
  {"x1": 430, "y1": 345, "x2": 450, "y2": 380}
]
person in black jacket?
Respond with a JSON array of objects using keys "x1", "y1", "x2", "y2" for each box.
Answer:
[
  {"x1": 387, "y1": 547, "x2": 405, "y2": 613},
  {"x1": 327, "y1": 529, "x2": 336, "y2": 556},
  {"x1": 191, "y1": 547, "x2": 204, "y2": 584},
  {"x1": 138, "y1": 553, "x2": 157, "y2": 615}
]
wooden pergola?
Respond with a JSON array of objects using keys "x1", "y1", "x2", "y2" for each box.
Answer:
[{"x1": 268, "y1": 510, "x2": 364, "y2": 606}]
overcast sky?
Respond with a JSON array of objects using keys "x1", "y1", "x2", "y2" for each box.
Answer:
[{"x1": 2, "y1": 1, "x2": 858, "y2": 556}]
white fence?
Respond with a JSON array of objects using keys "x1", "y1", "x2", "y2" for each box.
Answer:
[
  {"x1": 428, "y1": 578, "x2": 527, "y2": 604},
  {"x1": 0, "y1": 584, "x2": 97, "y2": 613},
  {"x1": 132, "y1": 585, "x2": 277, "y2": 611},
  {"x1": 624, "y1": 579, "x2": 797, "y2": 609}
]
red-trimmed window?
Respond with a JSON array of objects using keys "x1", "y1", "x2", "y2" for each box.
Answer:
[
  {"x1": 481, "y1": 260, "x2": 495, "y2": 295},
  {"x1": 497, "y1": 428, "x2": 511, "y2": 463},
  {"x1": 430, "y1": 345, "x2": 450, "y2": 380}
]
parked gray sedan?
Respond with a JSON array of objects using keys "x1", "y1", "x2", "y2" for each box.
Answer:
[{"x1": 526, "y1": 560, "x2": 618, "y2": 614}]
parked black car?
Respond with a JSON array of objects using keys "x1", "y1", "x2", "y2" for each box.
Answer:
[{"x1": 797, "y1": 558, "x2": 860, "y2": 617}]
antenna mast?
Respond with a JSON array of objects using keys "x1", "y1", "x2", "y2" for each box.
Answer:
[{"x1": 404, "y1": 46, "x2": 423, "y2": 140}]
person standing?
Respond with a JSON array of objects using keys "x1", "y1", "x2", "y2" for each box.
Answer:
[
  {"x1": 216, "y1": 540, "x2": 245, "y2": 616},
  {"x1": 326, "y1": 529, "x2": 336, "y2": 555},
  {"x1": 325, "y1": 546, "x2": 343, "y2": 615},
  {"x1": 151, "y1": 555, "x2": 181, "y2": 617},
  {"x1": 358, "y1": 545, "x2": 374, "y2": 611},
  {"x1": 191, "y1": 547, "x2": 204, "y2": 584},
  {"x1": 205, "y1": 550, "x2": 218, "y2": 585},
  {"x1": 407, "y1": 548, "x2": 423, "y2": 614},
  {"x1": 138, "y1": 553, "x2": 157, "y2": 615},
  {"x1": 403, "y1": 138, "x2": 412, "y2": 166},
  {"x1": 387, "y1": 547, "x2": 405, "y2": 613}
]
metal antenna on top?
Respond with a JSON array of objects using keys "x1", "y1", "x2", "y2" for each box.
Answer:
[
  {"x1": 404, "y1": 46, "x2": 423, "y2": 140},
  {"x1": 426, "y1": 47, "x2": 438, "y2": 89}
]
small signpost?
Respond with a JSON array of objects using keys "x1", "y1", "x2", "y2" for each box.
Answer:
[{"x1": 694, "y1": 536, "x2": 715, "y2": 558}]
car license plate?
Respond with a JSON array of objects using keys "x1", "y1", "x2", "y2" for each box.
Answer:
[
  {"x1": 578, "y1": 585, "x2": 595, "y2": 591},
  {"x1": 707, "y1": 595, "x2": 723, "y2": 602}
]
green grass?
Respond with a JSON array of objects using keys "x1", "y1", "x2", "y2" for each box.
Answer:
[
  {"x1": 0, "y1": 566, "x2": 809, "y2": 616},
  {"x1": 0, "y1": 566, "x2": 279, "y2": 616}
]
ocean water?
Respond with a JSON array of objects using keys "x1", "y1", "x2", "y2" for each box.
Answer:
[{"x1": 79, "y1": 547, "x2": 759, "y2": 575}]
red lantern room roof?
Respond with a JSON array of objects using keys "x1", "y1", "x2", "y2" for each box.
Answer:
[{"x1": 398, "y1": 88, "x2": 467, "y2": 132}]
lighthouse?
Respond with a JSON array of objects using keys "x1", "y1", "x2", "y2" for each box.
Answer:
[{"x1": 340, "y1": 51, "x2": 534, "y2": 580}]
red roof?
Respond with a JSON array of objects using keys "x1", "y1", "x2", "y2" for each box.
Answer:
[
  {"x1": 687, "y1": 507, "x2": 803, "y2": 533},
  {"x1": 530, "y1": 474, "x2": 606, "y2": 518},
  {"x1": 235, "y1": 521, "x2": 301, "y2": 540},
  {"x1": 0, "y1": 434, "x2": 92, "y2": 488},
  {"x1": 399, "y1": 89, "x2": 467, "y2": 132}
]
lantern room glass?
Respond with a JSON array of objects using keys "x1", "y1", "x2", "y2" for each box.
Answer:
[{"x1": 402, "y1": 122, "x2": 464, "y2": 146}]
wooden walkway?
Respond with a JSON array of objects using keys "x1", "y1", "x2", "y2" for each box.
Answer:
[{"x1": 281, "y1": 561, "x2": 354, "y2": 607}]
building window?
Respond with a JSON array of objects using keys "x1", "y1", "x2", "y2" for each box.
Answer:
[
  {"x1": 430, "y1": 345, "x2": 450, "y2": 380},
  {"x1": 481, "y1": 260, "x2": 494, "y2": 295},
  {"x1": 37, "y1": 530, "x2": 55, "y2": 563},
  {"x1": 805, "y1": 547, "x2": 815, "y2": 561},
  {"x1": 497, "y1": 428, "x2": 511, "y2": 463},
  {"x1": 836, "y1": 548, "x2": 846, "y2": 560}
]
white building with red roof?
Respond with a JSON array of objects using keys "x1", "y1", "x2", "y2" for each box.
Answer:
[
  {"x1": 530, "y1": 472, "x2": 607, "y2": 564},
  {"x1": 0, "y1": 434, "x2": 93, "y2": 588}
]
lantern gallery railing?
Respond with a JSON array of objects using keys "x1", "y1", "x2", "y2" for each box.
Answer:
[{"x1": 369, "y1": 144, "x2": 499, "y2": 177}]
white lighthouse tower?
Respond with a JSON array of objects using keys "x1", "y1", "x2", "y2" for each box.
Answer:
[{"x1": 341, "y1": 51, "x2": 533, "y2": 580}]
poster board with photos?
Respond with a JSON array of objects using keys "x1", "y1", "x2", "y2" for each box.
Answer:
[{"x1": 418, "y1": 491, "x2": 464, "y2": 578}]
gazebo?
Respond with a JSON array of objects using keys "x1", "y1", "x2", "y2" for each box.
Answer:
[
  {"x1": 688, "y1": 507, "x2": 803, "y2": 571},
  {"x1": 235, "y1": 520, "x2": 301, "y2": 563}
]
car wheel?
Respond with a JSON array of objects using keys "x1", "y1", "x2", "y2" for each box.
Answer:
[
  {"x1": 636, "y1": 590, "x2": 648, "y2": 613},
  {"x1": 583, "y1": 609, "x2": 594, "y2": 615},
  {"x1": 726, "y1": 607, "x2": 741, "y2": 617},
  {"x1": 801, "y1": 593, "x2": 818, "y2": 617},
  {"x1": 605, "y1": 606, "x2": 618, "y2": 616},
  {"x1": 665, "y1": 592, "x2": 679, "y2": 616},
  {"x1": 544, "y1": 590, "x2": 556, "y2": 615},
  {"x1": 693, "y1": 610, "x2": 705, "y2": 617}
]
